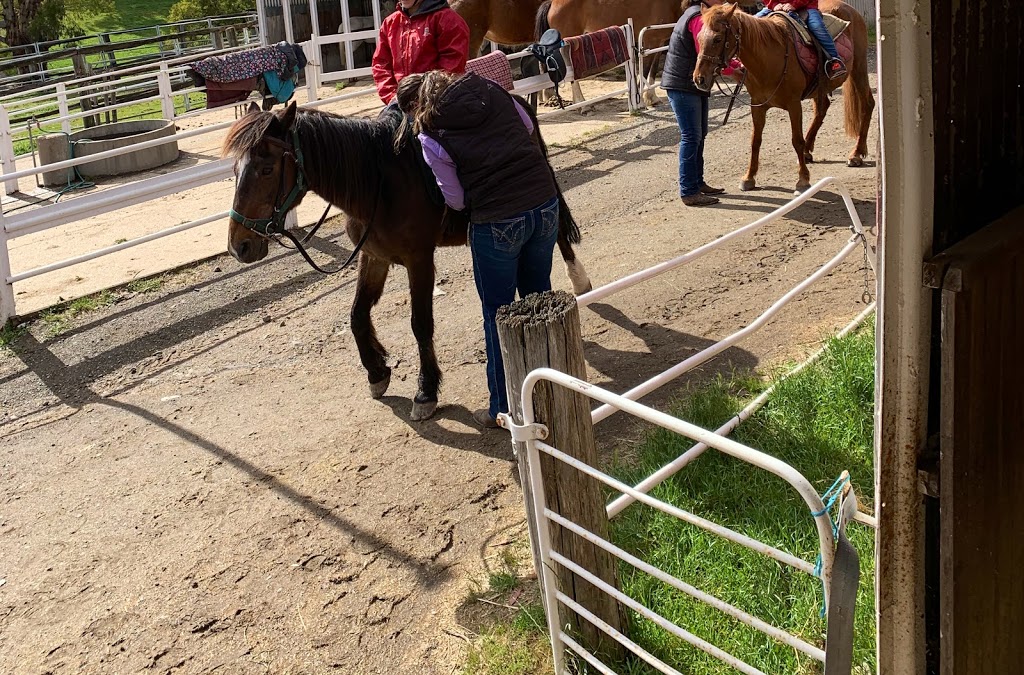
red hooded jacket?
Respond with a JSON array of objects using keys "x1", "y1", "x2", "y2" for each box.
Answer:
[{"x1": 371, "y1": 0, "x2": 470, "y2": 104}]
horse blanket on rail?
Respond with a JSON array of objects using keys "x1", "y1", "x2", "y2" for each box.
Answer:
[
  {"x1": 188, "y1": 43, "x2": 307, "y2": 109},
  {"x1": 563, "y1": 27, "x2": 629, "y2": 80}
]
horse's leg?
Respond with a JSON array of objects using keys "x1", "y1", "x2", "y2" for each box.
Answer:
[
  {"x1": 557, "y1": 236, "x2": 592, "y2": 295},
  {"x1": 741, "y1": 106, "x2": 768, "y2": 191},
  {"x1": 787, "y1": 102, "x2": 811, "y2": 192},
  {"x1": 803, "y1": 94, "x2": 831, "y2": 163},
  {"x1": 351, "y1": 252, "x2": 392, "y2": 398},
  {"x1": 406, "y1": 254, "x2": 442, "y2": 421},
  {"x1": 642, "y1": 52, "x2": 663, "y2": 107}
]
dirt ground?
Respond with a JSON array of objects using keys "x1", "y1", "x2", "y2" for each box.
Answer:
[{"x1": 1, "y1": 66, "x2": 879, "y2": 674}]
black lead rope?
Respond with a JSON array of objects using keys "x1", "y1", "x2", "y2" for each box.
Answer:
[{"x1": 276, "y1": 178, "x2": 382, "y2": 276}]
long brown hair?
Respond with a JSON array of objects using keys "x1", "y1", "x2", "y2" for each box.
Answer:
[{"x1": 393, "y1": 70, "x2": 460, "y2": 151}]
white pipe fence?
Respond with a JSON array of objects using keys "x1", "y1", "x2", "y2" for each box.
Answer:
[
  {"x1": 0, "y1": 68, "x2": 380, "y2": 323},
  {"x1": 500, "y1": 177, "x2": 876, "y2": 672},
  {"x1": 577, "y1": 176, "x2": 875, "y2": 427},
  {"x1": 512, "y1": 368, "x2": 864, "y2": 674}
]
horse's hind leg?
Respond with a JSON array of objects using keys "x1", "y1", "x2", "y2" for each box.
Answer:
[
  {"x1": 557, "y1": 236, "x2": 592, "y2": 295},
  {"x1": 803, "y1": 95, "x2": 831, "y2": 163},
  {"x1": 351, "y1": 252, "x2": 392, "y2": 399},
  {"x1": 642, "y1": 52, "x2": 664, "y2": 108},
  {"x1": 406, "y1": 254, "x2": 442, "y2": 421},
  {"x1": 742, "y1": 106, "x2": 768, "y2": 191}
]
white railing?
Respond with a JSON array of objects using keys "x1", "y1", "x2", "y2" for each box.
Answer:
[
  {"x1": 576, "y1": 176, "x2": 875, "y2": 427},
  {"x1": 498, "y1": 22, "x2": 639, "y2": 117},
  {"x1": 0, "y1": 52, "x2": 378, "y2": 323},
  {"x1": 0, "y1": 43, "x2": 262, "y2": 172},
  {"x1": 635, "y1": 22, "x2": 745, "y2": 114},
  {"x1": 512, "y1": 369, "x2": 865, "y2": 674}
]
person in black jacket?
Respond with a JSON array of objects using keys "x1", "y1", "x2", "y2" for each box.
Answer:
[
  {"x1": 396, "y1": 70, "x2": 559, "y2": 428},
  {"x1": 662, "y1": 0, "x2": 729, "y2": 206}
]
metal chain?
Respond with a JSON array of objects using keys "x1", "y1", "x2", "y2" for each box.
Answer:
[{"x1": 860, "y1": 241, "x2": 873, "y2": 305}]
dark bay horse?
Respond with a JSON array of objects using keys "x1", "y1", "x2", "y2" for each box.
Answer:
[
  {"x1": 223, "y1": 101, "x2": 591, "y2": 421},
  {"x1": 694, "y1": 2, "x2": 875, "y2": 193}
]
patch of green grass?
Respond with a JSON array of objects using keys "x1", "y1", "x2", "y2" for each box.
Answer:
[
  {"x1": 610, "y1": 317, "x2": 877, "y2": 674},
  {"x1": 487, "y1": 572, "x2": 520, "y2": 595},
  {"x1": 463, "y1": 604, "x2": 552, "y2": 675},
  {"x1": 126, "y1": 277, "x2": 163, "y2": 294},
  {"x1": 39, "y1": 290, "x2": 118, "y2": 335},
  {"x1": 0, "y1": 321, "x2": 28, "y2": 353}
]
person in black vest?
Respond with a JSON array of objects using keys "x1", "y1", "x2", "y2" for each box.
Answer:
[
  {"x1": 395, "y1": 70, "x2": 559, "y2": 429},
  {"x1": 662, "y1": 0, "x2": 733, "y2": 206}
]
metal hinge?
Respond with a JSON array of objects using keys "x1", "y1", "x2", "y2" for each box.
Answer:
[{"x1": 496, "y1": 413, "x2": 549, "y2": 443}]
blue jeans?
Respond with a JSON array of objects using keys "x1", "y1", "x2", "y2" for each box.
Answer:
[
  {"x1": 666, "y1": 89, "x2": 709, "y2": 198},
  {"x1": 470, "y1": 196, "x2": 560, "y2": 418},
  {"x1": 757, "y1": 7, "x2": 841, "y2": 60}
]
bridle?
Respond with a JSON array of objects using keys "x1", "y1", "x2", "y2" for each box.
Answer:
[
  {"x1": 696, "y1": 14, "x2": 742, "y2": 83},
  {"x1": 695, "y1": 10, "x2": 790, "y2": 108},
  {"x1": 229, "y1": 127, "x2": 377, "y2": 275}
]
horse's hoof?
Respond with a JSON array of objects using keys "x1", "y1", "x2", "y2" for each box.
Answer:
[
  {"x1": 804, "y1": 152, "x2": 814, "y2": 163},
  {"x1": 369, "y1": 371, "x2": 391, "y2": 399},
  {"x1": 410, "y1": 399, "x2": 438, "y2": 421},
  {"x1": 642, "y1": 92, "x2": 661, "y2": 108},
  {"x1": 794, "y1": 182, "x2": 811, "y2": 195},
  {"x1": 847, "y1": 156, "x2": 864, "y2": 167},
  {"x1": 740, "y1": 179, "x2": 756, "y2": 192}
]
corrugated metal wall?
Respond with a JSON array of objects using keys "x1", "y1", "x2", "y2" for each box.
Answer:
[{"x1": 845, "y1": 0, "x2": 876, "y2": 23}]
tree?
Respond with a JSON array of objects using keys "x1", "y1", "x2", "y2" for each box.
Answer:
[
  {"x1": 1, "y1": 0, "x2": 82, "y2": 47},
  {"x1": 167, "y1": 0, "x2": 255, "y2": 23}
]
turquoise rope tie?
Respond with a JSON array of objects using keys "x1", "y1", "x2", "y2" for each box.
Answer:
[{"x1": 812, "y1": 473, "x2": 850, "y2": 617}]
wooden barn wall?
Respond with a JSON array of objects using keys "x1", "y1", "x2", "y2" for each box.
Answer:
[
  {"x1": 926, "y1": 1, "x2": 1024, "y2": 673},
  {"x1": 930, "y1": 0, "x2": 1024, "y2": 251}
]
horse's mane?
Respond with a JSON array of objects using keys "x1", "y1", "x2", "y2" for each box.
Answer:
[
  {"x1": 705, "y1": 4, "x2": 789, "y2": 53},
  {"x1": 223, "y1": 108, "x2": 409, "y2": 222}
]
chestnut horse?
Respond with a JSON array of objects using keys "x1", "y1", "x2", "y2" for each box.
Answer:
[
  {"x1": 694, "y1": 2, "x2": 875, "y2": 193},
  {"x1": 223, "y1": 101, "x2": 591, "y2": 421},
  {"x1": 535, "y1": 0, "x2": 683, "y2": 106},
  {"x1": 449, "y1": 0, "x2": 547, "y2": 56}
]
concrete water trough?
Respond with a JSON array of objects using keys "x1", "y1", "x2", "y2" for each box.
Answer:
[{"x1": 39, "y1": 119, "x2": 179, "y2": 187}]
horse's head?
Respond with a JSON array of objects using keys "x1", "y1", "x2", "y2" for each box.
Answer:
[
  {"x1": 693, "y1": 3, "x2": 739, "y2": 91},
  {"x1": 222, "y1": 101, "x2": 306, "y2": 264}
]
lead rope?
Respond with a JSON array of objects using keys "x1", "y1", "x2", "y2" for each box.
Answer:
[{"x1": 812, "y1": 473, "x2": 851, "y2": 616}]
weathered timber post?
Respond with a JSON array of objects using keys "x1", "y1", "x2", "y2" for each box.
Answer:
[{"x1": 496, "y1": 290, "x2": 626, "y2": 662}]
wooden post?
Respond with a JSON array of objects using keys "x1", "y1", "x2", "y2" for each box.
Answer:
[
  {"x1": 496, "y1": 290, "x2": 626, "y2": 661},
  {"x1": 71, "y1": 53, "x2": 98, "y2": 128}
]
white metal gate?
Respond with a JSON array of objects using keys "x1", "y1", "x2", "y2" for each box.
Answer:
[{"x1": 504, "y1": 370, "x2": 867, "y2": 674}]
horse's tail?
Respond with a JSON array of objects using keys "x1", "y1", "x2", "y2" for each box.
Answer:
[
  {"x1": 535, "y1": 0, "x2": 553, "y2": 41},
  {"x1": 841, "y1": 11, "x2": 874, "y2": 139},
  {"x1": 516, "y1": 92, "x2": 582, "y2": 246}
]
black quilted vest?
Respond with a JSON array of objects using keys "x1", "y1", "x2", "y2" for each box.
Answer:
[
  {"x1": 422, "y1": 74, "x2": 557, "y2": 223},
  {"x1": 661, "y1": 5, "x2": 708, "y2": 97}
]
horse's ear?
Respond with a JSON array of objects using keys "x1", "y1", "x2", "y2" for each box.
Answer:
[
  {"x1": 278, "y1": 101, "x2": 298, "y2": 130},
  {"x1": 723, "y1": 2, "x2": 738, "y2": 18},
  {"x1": 247, "y1": 101, "x2": 261, "y2": 116}
]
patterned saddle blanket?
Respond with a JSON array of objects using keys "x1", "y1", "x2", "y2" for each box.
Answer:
[{"x1": 771, "y1": 11, "x2": 854, "y2": 88}]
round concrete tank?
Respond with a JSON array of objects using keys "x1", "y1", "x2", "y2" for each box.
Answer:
[{"x1": 38, "y1": 119, "x2": 179, "y2": 187}]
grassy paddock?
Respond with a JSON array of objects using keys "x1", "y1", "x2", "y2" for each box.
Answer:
[{"x1": 459, "y1": 318, "x2": 877, "y2": 674}]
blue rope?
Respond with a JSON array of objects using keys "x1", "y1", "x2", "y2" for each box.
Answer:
[{"x1": 812, "y1": 473, "x2": 850, "y2": 617}]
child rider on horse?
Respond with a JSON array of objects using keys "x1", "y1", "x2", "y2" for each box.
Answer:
[
  {"x1": 756, "y1": 0, "x2": 847, "y2": 79},
  {"x1": 371, "y1": 0, "x2": 471, "y2": 105},
  {"x1": 395, "y1": 70, "x2": 561, "y2": 429}
]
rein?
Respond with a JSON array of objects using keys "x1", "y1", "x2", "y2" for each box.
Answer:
[
  {"x1": 229, "y1": 127, "x2": 378, "y2": 275},
  {"x1": 697, "y1": 13, "x2": 790, "y2": 109}
]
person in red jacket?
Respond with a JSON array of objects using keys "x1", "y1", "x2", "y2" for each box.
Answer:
[
  {"x1": 756, "y1": 0, "x2": 847, "y2": 79},
  {"x1": 371, "y1": 0, "x2": 470, "y2": 105}
]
